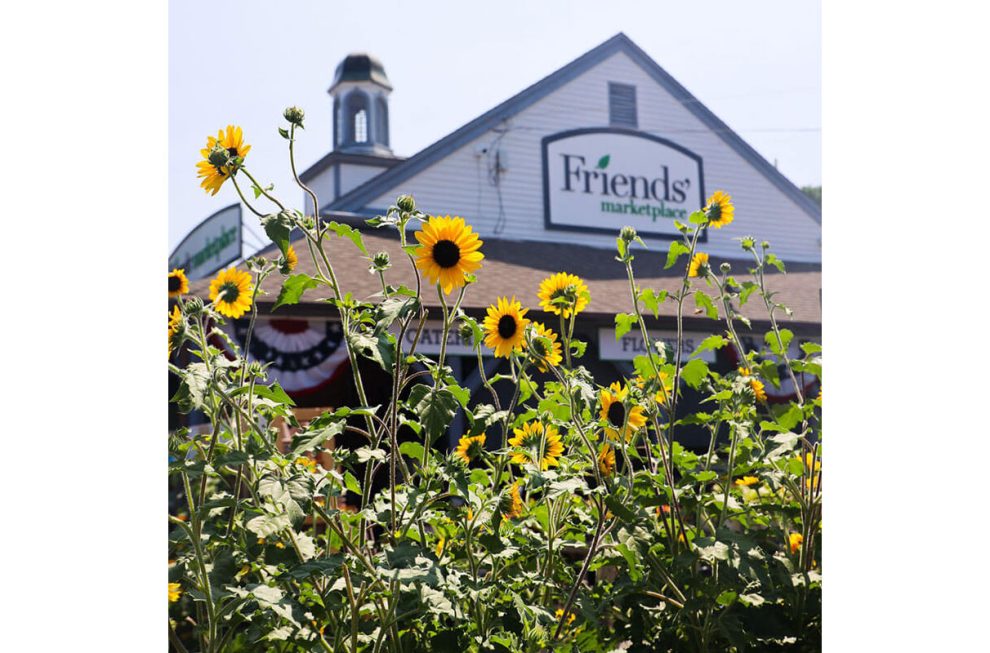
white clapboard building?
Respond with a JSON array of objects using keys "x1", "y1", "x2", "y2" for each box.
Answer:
[{"x1": 187, "y1": 33, "x2": 821, "y2": 447}]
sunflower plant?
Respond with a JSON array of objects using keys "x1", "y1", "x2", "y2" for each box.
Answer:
[{"x1": 168, "y1": 111, "x2": 822, "y2": 652}]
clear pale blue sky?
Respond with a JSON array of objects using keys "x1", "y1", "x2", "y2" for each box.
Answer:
[{"x1": 169, "y1": 0, "x2": 820, "y2": 251}]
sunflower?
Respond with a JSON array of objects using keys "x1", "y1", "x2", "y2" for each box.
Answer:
[
  {"x1": 555, "y1": 609, "x2": 577, "y2": 627},
  {"x1": 280, "y1": 245, "x2": 298, "y2": 274},
  {"x1": 295, "y1": 456, "x2": 318, "y2": 473},
  {"x1": 482, "y1": 297, "x2": 530, "y2": 358},
  {"x1": 803, "y1": 452, "x2": 821, "y2": 472},
  {"x1": 168, "y1": 582, "x2": 182, "y2": 603},
  {"x1": 789, "y1": 532, "x2": 803, "y2": 555},
  {"x1": 168, "y1": 305, "x2": 183, "y2": 358},
  {"x1": 635, "y1": 371, "x2": 672, "y2": 406},
  {"x1": 414, "y1": 215, "x2": 484, "y2": 293},
  {"x1": 688, "y1": 252, "x2": 710, "y2": 278},
  {"x1": 503, "y1": 482, "x2": 524, "y2": 519},
  {"x1": 598, "y1": 444, "x2": 616, "y2": 476},
  {"x1": 508, "y1": 420, "x2": 564, "y2": 471},
  {"x1": 704, "y1": 190, "x2": 734, "y2": 229},
  {"x1": 454, "y1": 433, "x2": 486, "y2": 464},
  {"x1": 168, "y1": 268, "x2": 189, "y2": 298},
  {"x1": 749, "y1": 378, "x2": 767, "y2": 402},
  {"x1": 734, "y1": 476, "x2": 759, "y2": 487},
  {"x1": 738, "y1": 367, "x2": 767, "y2": 402},
  {"x1": 196, "y1": 125, "x2": 251, "y2": 196},
  {"x1": 209, "y1": 267, "x2": 254, "y2": 318},
  {"x1": 528, "y1": 322, "x2": 563, "y2": 372},
  {"x1": 537, "y1": 272, "x2": 590, "y2": 318},
  {"x1": 599, "y1": 382, "x2": 648, "y2": 441}
]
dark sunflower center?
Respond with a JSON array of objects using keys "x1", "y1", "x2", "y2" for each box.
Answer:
[
  {"x1": 432, "y1": 239, "x2": 461, "y2": 268},
  {"x1": 168, "y1": 276, "x2": 181, "y2": 292},
  {"x1": 227, "y1": 147, "x2": 239, "y2": 158},
  {"x1": 707, "y1": 203, "x2": 722, "y2": 221},
  {"x1": 607, "y1": 401, "x2": 626, "y2": 427},
  {"x1": 497, "y1": 315, "x2": 517, "y2": 339},
  {"x1": 219, "y1": 282, "x2": 240, "y2": 303}
]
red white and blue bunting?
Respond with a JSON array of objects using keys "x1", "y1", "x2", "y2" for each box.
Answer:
[{"x1": 220, "y1": 318, "x2": 349, "y2": 395}]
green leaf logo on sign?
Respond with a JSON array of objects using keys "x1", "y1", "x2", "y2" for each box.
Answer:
[{"x1": 596, "y1": 154, "x2": 611, "y2": 169}]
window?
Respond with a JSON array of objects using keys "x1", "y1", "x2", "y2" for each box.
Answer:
[
  {"x1": 344, "y1": 89, "x2": 370, "y2": 144},
  {"x1": 354, "y1": 109, "x2": 368, "y2": 143},
  {"x1": 375, "y1": 96, "x2": 389, "y2": 146},
  {"x1": 609, "y1": 82, "x2": 638, "y2": 128}
]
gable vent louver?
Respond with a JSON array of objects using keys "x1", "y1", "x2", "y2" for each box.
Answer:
[{"x1": 609, "y1": 82, "x2": 638, "y2": 128}]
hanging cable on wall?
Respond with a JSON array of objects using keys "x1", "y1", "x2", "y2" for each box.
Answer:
[{"x1": 487, "y1": 125, "x2": 509, "y2": 235}]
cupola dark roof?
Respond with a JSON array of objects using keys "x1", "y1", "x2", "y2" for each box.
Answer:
[{"x1": 329, "y1": 53, "x2": 392, "y2": 92}]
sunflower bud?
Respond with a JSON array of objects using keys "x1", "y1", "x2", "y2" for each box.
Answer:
[
  {"x1": 396, "y1": 195, "x2": 416, "y2": 212},
  {"x1": 740, "y1": 236, "x2": 755, "y2": 251},
  {"x1": 247, "y1": 361, "x2": 265, "y2": 377},
  {"x1": 458, "y1": 322, "x2": 475, "y2": 345},
  {"x1": 761, "y1": 240, "x2": 771, "y2": 250},
  {"x1": 207, "y1": 143, "x2": 232, "y2": 169},
  {"x1": 497, "y1": 487, "x2": 516, "y2": 515},
  {"x1": 620, "y1": 225, "x2": 637, "y2": 242},
  {"x1": 183, "y1": 296, "x2": 205, "y2": 317},
  {"x1": 283, "y1": 106, "x2": 305, "y2": 126},
  {"x1": 719, "y1": 262, "x2": 731, "y2": 274},
  {"x1": 371, "y1": 251, "x2": 391, "y2": 272}
]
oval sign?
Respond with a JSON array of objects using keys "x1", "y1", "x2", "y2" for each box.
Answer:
[{"x1": 542, "y1": 128, "x2": 705, "y2": 239}]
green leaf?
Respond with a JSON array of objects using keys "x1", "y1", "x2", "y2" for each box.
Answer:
[
  {"x1": 639, "y1": 288, "x2": 667, "y2": 318},
  {"x1": 665, "y1": 240, "x2": 691, "y2": 270},
  {"x1": 696, "y1": 334, "x2": 727, "y2": 355},
  {"x1": 171, "y1": 363, "x2": 210, "y2": 413},
  {"x1": 273, "y1": 274, "x2": 319, "y2": 311},
  {"x1": 376, "y1": 296, "x2": 418, "y2": 331},
  {"x1": 348, "y1": 331, "x2": 395, "y2": 372},
  {"x1": 354, "y1": 447, "x2": 386, "y2": 463},
  {"x1": 261, "y1": 212, "x2": 293, "y2": 257},
  {"x1": 596, "y1": 154, "x2": 610, "y2": 169},
  {"x1": 738, "y1": 593, "x2": 766, "y2": 607},
  {"x1": 765, "y1": 253, "x2": 786, "y2": 273},
  {"x1": 717, "y1": 590, "x2": 738, "y2": 607},
  {"x1": 327, "y1": 221, "x2": 367, "y2": 255},
  {"x1": 765, "y1": 328, "x2": 794, "y2": 356},
  {"x1": 291, "y1": 420, "x2": 344, "y2": 456},
  {"x1": 800, "y1": 342, "x2": 823, "y2": 355},
  {"x1": 739, "y1": 281, "x2": 759, "y2": 306},
  {"x1": 680, "y1": 359, "x2": 709, "y2": 389},
  {"x1": 773, "y1": 403, "x2": 804, "y2": 431},
  {"x1": 231, "y1": 382, "x2": 296, "y2": 407},
  {"x1": 448, "y1": 384, "x2": 470, "y2": 407},
  {"x1": 603, "y1": 495, "x2": 637, "y2": 523},
  {"x1": 615, "y1": 542, "x2": 642, "y2": 582},
  {"x1": 408, "y1": 384, "x2": 459, "y2": 443},
  {"x1": 688, "y1": 209, "x2": 708, "y2": 225},
  {"x1": 693, "y1": 291, "x2": 719, "y2": 320},
  {"x1": 570, "y1": 339, "x2": 587, "y2": 358},
  {"x1": 614, "y1": 313, "x2": 638, "y2": 340},
  {"x1": 245, "y1": 513, "x2": 291, "y2": 538},
  {"x1": 343, "y1": 471, "x2": 361, "y2": 495},
  {"x1": 478, "y1": 533, "x2": 505, "y2": 554},
  {"x1": 399, "y1": 441, "x2": 425, "y2": 460}
]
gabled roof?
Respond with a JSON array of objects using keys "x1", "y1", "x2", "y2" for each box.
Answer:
[{"x1": 326, "y1": 33, "x2": 821, "y2": 223}]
